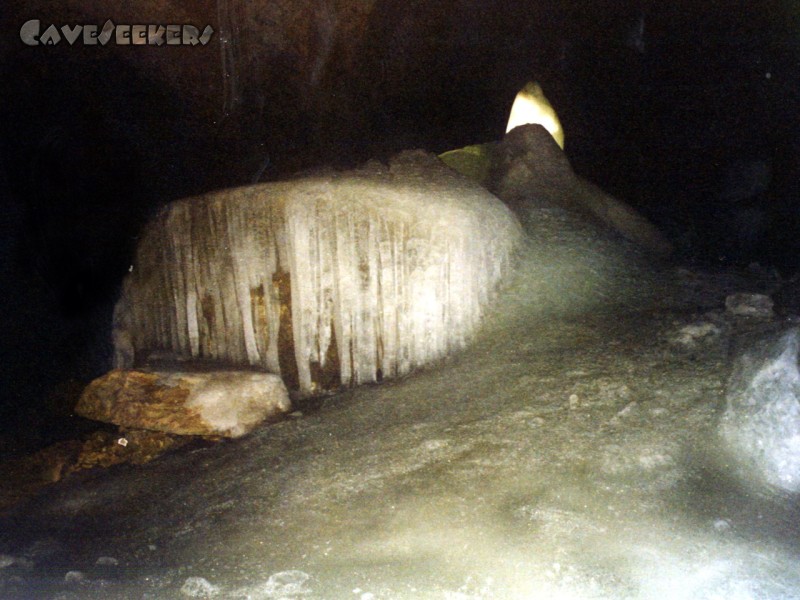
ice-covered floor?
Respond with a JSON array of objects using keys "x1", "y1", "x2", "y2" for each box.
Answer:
[{"x1": 2, "y1": 214, "x2": 799, "y2": 599}]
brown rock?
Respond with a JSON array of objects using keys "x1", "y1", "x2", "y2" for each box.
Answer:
[
  {"x1": 71, "y1": 429, "x2": 192, "y2": 470},
  {"x1": 0, "y1": 429, "x2": 199, "y2": 512},
  {"x1": 76, "y1": 370, "x2": 290, "y2": 437}
]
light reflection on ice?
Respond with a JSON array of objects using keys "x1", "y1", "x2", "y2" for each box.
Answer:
[{"x1": 1, "y1": 210, "x2": 799, "y2": 599}]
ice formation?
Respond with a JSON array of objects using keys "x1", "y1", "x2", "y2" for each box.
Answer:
[
  {"x1": 719, "y1": 327, "x2": 800, "y2": 493},
  {"x1": 505, "y1": 82, "x2": 565, "y2": 149},
  {"x1": 115, "y1": 151, "x2": 522, "y2": 394}
]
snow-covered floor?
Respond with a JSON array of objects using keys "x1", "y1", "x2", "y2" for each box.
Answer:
[{"x1": 2, "y1": 211, "x2": 799, "y2": 599}]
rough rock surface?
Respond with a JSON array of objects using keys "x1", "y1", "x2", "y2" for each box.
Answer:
[
  {"x1": 0, "y1": 429, "x2": 194, "y2": 512},
  {"x1": 76, "y1": 370, "x2": 290, "y2": 437},
  {"x1": 489, "y1": 124, "x2": 673, "y2": 256}
]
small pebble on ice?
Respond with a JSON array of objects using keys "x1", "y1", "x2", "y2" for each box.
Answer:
[
  {"x1": 424, "y1": 439, "x2": 448, "y2": 451},
  {"x1": 671, "y1": 322, "x2": 720, "y2": 347},
  {"x1": 569, "y1": 394, "x2": 580, "y2": 410},
  {"x1": 180, "y1": 576, "x2": 220, "y2": 598},
  {"x1": 262, "y1": 570, "x2": 311, "y2": 595},
  {"x1": 713, "y1": 519, "x2": 732, "y2": 532},
  {"x1": 64, "y1": 570, "x2": 86, "y2": 584}
]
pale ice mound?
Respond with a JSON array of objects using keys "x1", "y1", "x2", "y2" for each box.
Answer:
[
  {"x1": 114, "y1": 151, "x2": 522, "y2": 393},
  {"x1": 719, "y1": 327, "x2": 800, "y2": 493}
]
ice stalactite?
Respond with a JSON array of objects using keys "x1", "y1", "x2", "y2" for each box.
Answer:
[
  {"x1": 217, "y1": 0, "x2": 242, "y2": 118},
  {"x1": 309, "y1": 1, "x2": 337, "y2": 87},
  {"x1": 115, "y1": 151, "x2": 522, "y2": 394}
]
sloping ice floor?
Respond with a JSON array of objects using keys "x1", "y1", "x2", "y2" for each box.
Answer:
[{"x1": 1, "y1": 211, "x2": 799, "y2": 600}]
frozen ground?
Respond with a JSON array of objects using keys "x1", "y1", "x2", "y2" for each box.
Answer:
[{"x1": 1, "y1": 210, "x2": 799, "y2": 599}]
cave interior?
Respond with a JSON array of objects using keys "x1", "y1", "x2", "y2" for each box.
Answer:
[{"x1": 1, "y1": 0, "x2": 799, "y2": 447}]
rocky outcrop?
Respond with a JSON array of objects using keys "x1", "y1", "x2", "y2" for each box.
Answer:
[
  {"x1": 489, "y1": 124, "x2": 674, "y2": 256},
  {"x1": 76, "y1": 370, "x2": 290, "y2": 437},
  {"x1": 440, "y1": 125, "x2": 673, "y2": 256}
]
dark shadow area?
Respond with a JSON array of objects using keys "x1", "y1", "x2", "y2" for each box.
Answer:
[
  {"x1": 674, "y1": 439, "x2": 800, "y2": 556},
  {"x1": 0, "y1": 51, "x2": 207, "y2": 451}
]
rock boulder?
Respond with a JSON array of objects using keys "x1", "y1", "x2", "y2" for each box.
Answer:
[
  {"x1": 718, "y1": 327, "x2": 800, "y2": 493},
  {"x1": 76, "y1": 370, "x2": 290, "y2": 438}
]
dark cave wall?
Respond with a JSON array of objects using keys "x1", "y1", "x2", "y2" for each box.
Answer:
[
  {"x1": 7, "y1": 1, "x2": 796, "y2": 208},
  {"x1": 0, "y1": 0, "x2": 589, "y2": 319},
  {"x1": 2, "y1": 0, "x2": 641, "y2": 185}
]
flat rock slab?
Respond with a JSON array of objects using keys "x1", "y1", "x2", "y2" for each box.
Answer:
[{"x1": 76, "y1": 370, "x2": 290, "y2": 438}]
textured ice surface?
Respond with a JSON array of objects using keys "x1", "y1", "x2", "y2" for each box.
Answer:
[
  {"x1": 116, "y1": 151, "x2": 521, "y2": 394},
  {"x1": 1, "y1": 213, "x2": 797, "y2": 599},
  {"x1": 719, "y1": 327, "x2": 800, "y2": 493}
]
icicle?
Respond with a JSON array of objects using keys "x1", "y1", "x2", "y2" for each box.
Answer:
[
  {"x1": 117, "y1": 151, "x2": 522, "y2": 394},
  {"x1": 186, "y1": 290, "x2": 200, "y2": 358}
]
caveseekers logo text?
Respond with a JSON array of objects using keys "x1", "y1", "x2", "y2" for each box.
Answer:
[{"x1": 20, "y1": 19, "x2": 214, "y2": 46}]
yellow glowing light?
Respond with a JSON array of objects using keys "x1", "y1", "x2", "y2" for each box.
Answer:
[{"x1": 505, "y1": 82, "x2": 565, "y2": 149}]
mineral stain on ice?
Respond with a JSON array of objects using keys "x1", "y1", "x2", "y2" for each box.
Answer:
[{"x1": 114, "y1": 151, "x2": 522, "y2": 394}]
